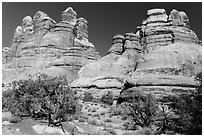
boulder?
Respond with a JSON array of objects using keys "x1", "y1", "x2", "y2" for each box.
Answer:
[{"x1": 32, "y1": 124, "x2": 67, "y2": 135}]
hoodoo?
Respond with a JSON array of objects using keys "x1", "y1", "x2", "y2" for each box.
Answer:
[
  {"x1": 70, "y1": 8, "x2": 201, "y2": 100},
  {"x1": 2, "y1": 7, "x2": 100, "y2": 84}
]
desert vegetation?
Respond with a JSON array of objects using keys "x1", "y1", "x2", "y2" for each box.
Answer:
[
  {"x1": 118, "y1": 72, "x2": 202, "y2": 135},
  {"x1": 2, "y1": 73, "x2": 202, "y2": 135},
  {"x1": 2, "y1": 74, "x2": 82, "y2": 133}
]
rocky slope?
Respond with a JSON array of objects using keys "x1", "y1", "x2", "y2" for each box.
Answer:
[
  {"x1": 2, "y1": 7, "x2": 100, "y2": 84},
  {"x1": 70, "y1": 8, "x2": 202, "y2": 99}
]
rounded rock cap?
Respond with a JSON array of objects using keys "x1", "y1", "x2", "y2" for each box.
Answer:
[
  {"x1": 124, "y1": 32, "x2": 137, "y2": 37},
  {"x1": 22, "y1": 16, "x2": 33, "y2": 24},
  {"x1": 15, "y1": 26, "x2": 23, "y2": 34},
  {"x1": 77, "y1": 17, "x2": 88, "y2": 24},
  {"x1": 147, "y1": 8, "x2": 166, "y2": 16},
  {"x1": 178, "y1": 11, "x2": 189, "y2": 22},
  {"x1": 113, "y1": 34, "x2": 125, "y2": 40},
  {"x1": 33, "y1": 11, "x2": 56, "y2": 24},
  {"x1": 62, "y1": 7, "x2": 77, "y2": 16},
  {"x1": 3, "y1": 47, "x2": 10, "y2": 52}
]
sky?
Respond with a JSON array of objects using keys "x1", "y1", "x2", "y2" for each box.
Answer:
[{"x1": 2, "y1": 2, "x2": 202, "y2": 56}]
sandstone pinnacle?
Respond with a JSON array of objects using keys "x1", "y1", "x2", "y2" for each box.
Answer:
[
  {"x1": 2, "y1": 7, "x2": 100, "y2": 84},
  {"x1": 22, "y1": 16, "x2": 34, "y2": 35},
  {"x1": 61, "y1": 7, "x2": 77, "y2": 25}
]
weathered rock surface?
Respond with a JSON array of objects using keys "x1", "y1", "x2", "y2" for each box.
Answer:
[
  {"x1": 71, "y1": 32, "x2": 143, "y2": 99},
  {"x1": 70, "y1": 8, "x2": 201, "y2": 100},
  {"x1": 2, "y1": 7, "x2": 100, "y2": 84},
  {"x1": 32, "y1": 124, "x2": 67, "y2": 135}
]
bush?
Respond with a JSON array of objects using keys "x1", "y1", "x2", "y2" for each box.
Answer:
[
  {"x1": 110, "y1": 107, "x2": 122, "y2": 116},
  {"x1": 100, "y1": 111, "x2": 106, "y2": 115},
  {"x1": 156, "y1": 73, "x2": 202, "y2": 135},
  {"x1": 81, "y1": 115, "x2": 89, "y2": 120},
  {"x1": 78, "y1": 118, "x2": 86, "y2": 122},
  {"x1": 72, "y1": 115, "x2": 79, "y2": 120},
  {"x1": 83, "y1": 92, "x2": 93, "y2": 102},
  {"x1": 101, "y1": 92, "x2": 114, "y2": 105},
  {"x1": 91, "y1": 109, "x2": 97, "y2": 112},
  {"x1": 9, "y1": 116, "x2": 21, "y2": 123},
  {"x1": 92, "y1": 113, "x2": 100, "y2": 117},
  {"x1": 157, "y1": 92, "x2": 202, "y2": 135},
  {"x1": 121, "y1": 116, "x2": 127, "y2": 121},
  {"x1": 123, "y1": 121, "x2": 136, "y2": 130},
  {"x1": 127, "y1": 93, "x2": 158, "y2": 129},
  {"x1": 104, "y1": 118, "x2": 112, "y2": 123},
  {"x1": 105, "y1": 128, "x2": 117, "y2": 135},
  {"x1": 2, "y1": 74, "x2": 81, "y2": 124},
  {"x1": 136, "y1": 127, "x2": 154, "y2": 135},
  {"x1": 88, "y1": 119, "x2": 98, "y2": 125}
]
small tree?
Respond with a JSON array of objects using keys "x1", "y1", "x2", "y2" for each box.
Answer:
[
  {"x1": 156, "y1": 72, "x2": 202, "y2": 135},
  {"x1": 2, "y1": 74, "x2": 81, "y2": 132},
  {"x1": 126, "y1": 93, "x2": 158, "y2": 129},
  {"x1": 157, "y1": 92, "x2": 202, "y2": 135}
]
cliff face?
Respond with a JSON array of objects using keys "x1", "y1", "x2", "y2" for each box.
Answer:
[
  {"x1": 70, "y1": 8, "x2": 202, "y2": 99},
  {"x1": 2, "y1": 7, "x2": 100, "y2": 84}
]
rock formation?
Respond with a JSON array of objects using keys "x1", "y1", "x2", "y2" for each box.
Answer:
[
  {"x1": 70, "y1": 8, "x2": 201, "y2": 100},
  {"x1": 2, "y1": 7, "x2": 201, "y2": 102},
  {"x1": 2, "y1": 7, "x2": 100, "y2": 84}
]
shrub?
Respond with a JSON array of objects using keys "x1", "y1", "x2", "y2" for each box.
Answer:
[
  {"x1": 101, "y1": 92, "x2": 114, "y2": 105},
  {"x1": 104, "y1": 118, "x2": 112, "y2": 123},
  {"x1": 110, "y1": 107, "x2": 122, "y2": 116},
  {"x1": 100, "y1": 111, "x2": 106, "y2": 115},
  {"x1": 9, "y1": 116, "x2": 21, "y2": 123},
  {"x1": 73, "y1": 115, "x2": 79, "y2": 120},
  {"x1": 83, "y1": 92, "x2": 93, "y2": 102},
  {"x1": 92, "y1": 113, "x2": 100, "y2": 117},
  {"x1": 105, "y1": 128, "x2": 117, "y2": 135},
  {"x1": 91, "y1": 109, "x2": 97, "y2": 112},
  {"x1": 122, "y1": 131, "x2": 137, "y2": 135},
  {"x1": 127, "y1": 93, "x2": 158, "y2": 129},
  {"x1": 81, "y1": 115, "x2": 89, "y2": 120},
  {"x1": 106, "y1": 124, "x2": 113, "y2": 128},
  {"x1": 136, "y1": 127, "x2": 154, "y2": 135},
  {"x1": 121, "y1": 116, "x2": 127, "y2": 121},
  {"x1": 88, "y1": 119, "x2": 97, "y2": 125},
  {"x1": 78, "y1": 118, "x2": 86, "y2": 122},
  {"x1": 157, "y1": 92, "x2": 202, "y2": 135},
  {"x1": 66, "y1": 116, "x2": 74, "y2": 121},
  {"x1": 156, "y1": 72, "x2": 202, "y2": 135},
  {"x1": 2, "y1": 74, "x2": 81, "y2": 124},
  {"x1": 123, "y1": 121, "x2": 135, "y2": 130}
]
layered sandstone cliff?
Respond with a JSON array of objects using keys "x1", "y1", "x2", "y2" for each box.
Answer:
[
  {"x1": 70, "y1": 8, "x2": 201, "y2": 99},
  {"x1": 2, "y1": 7, "x2": 100, "y2": 84}
]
